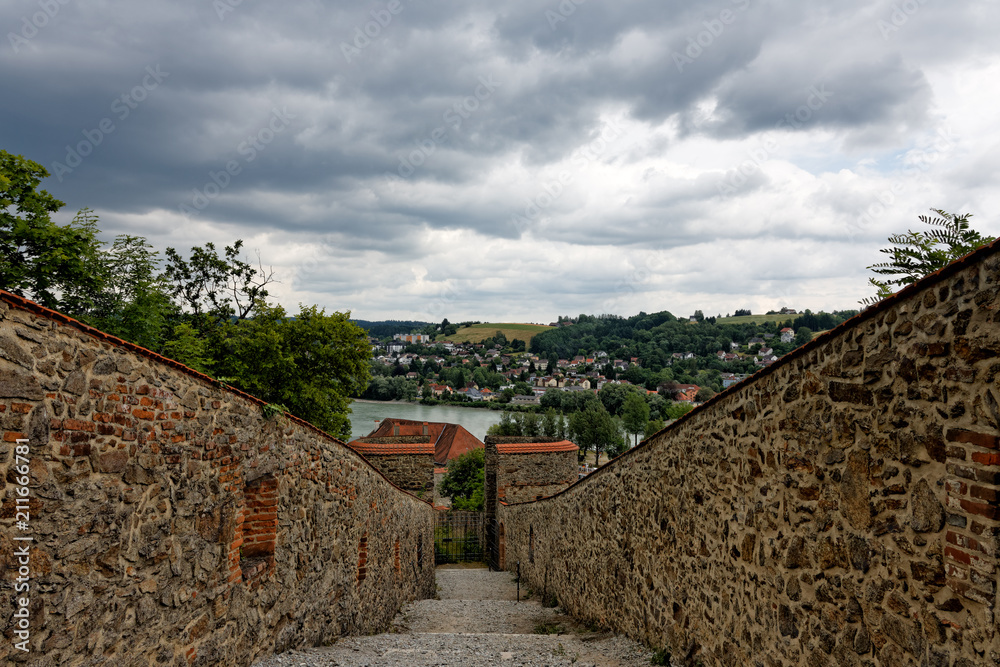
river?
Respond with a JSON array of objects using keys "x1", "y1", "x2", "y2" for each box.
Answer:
[{"x1": 347, "y1": 400, "x2": 505, "y2": 441}]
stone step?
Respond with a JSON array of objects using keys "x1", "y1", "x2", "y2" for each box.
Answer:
[{"x1": 267, "y1": 631, "x2": 654, "y2": 666}]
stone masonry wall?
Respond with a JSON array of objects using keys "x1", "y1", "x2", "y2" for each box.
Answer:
[
  {"x1": 363, "y1": 454, "x2": 434, "y2": 496},
  {"x1": 499, "y1": 242, "x2": 1000, "y2": 666},
  {"x1": 0, "y1": 293, "x2": 436, "y2": 666},
  {"x1": 485, "y1": 438, "x2": 580, "y2": 521},
  {"x1": 489, "y1": 451, "x2": 577, "y2": 505}
]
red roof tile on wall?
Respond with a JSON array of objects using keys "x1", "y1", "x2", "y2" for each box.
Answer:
[
  {"x1": 350, "y1": 443, "x2": 435, "y2": 455},
  {"x1": 496, "y1": 440, "x2": 579, "y2": 454}
]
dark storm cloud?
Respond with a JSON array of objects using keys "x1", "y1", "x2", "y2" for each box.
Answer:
[{"x1": 2, "y1": 0, "x2": 997, "y2": 319}]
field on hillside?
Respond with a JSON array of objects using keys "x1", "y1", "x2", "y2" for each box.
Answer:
[
  {"x1": 441, "y1": 323, "x2": 554, "y2": 346},
  {"x1": 714, "y1": 314, "x2": 798, "y2": 326}
]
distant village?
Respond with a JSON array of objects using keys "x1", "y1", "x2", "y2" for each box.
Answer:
[{"x1": 367, "y1": 323, "x2": 800, "y2": 405}]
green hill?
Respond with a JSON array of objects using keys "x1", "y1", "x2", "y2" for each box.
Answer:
[
  {"x1": 441, "y1": 323, "x2": 553, "y2": 346},
  {"x1": 714, "y1": 314, "x2": 796, "y2": 326}
]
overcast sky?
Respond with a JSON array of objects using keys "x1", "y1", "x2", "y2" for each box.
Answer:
[{"x1": 3, "y1": 0, "x2": 998, "y2": 323}]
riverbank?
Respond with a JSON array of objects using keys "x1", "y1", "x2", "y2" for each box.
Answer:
[{"x1": 353, "y1": 398, "x2": 541, "y2": 412}]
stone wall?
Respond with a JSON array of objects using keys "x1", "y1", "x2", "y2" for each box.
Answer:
[
  {"x1": 348, "y1": 436, "x2": 436, "y2": 496},
  {"x1": 361, "y1": 453, "x2": 435, "y2": 496},
  {"x1": 485, "y1": 438, "x2": 579, "y2": 505},
  {"x1": 0, "y1": 292, "x2": 436, "y2": 666},
  {"x1": 485, "y1": 438, "x2": 579, "y2": 525},
  {"x1": 499, "y1": 242, "x2": 1000, "y2": 666}
]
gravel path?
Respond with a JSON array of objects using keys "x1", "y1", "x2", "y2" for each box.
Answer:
[{"x1": 253, "y1": 566, "x2": 657, "y2": 667}]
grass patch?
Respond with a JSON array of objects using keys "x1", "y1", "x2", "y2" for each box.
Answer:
[
  {"x1": 575, "y1": 618, "x2": 608, "y2": 634},
  {"x1": 534, "y1": 622, "x2": 563, "y2": 635},
  {"x1": 441, "y1": 323, "x2": 554, "y2": 346},
  {"x1": 650, "y1": 648, "x2": 672, "y2": 665}
]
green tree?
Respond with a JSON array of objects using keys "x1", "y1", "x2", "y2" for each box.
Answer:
[
  {"x1": 664, "y1": 402, "x2": 694, "y2": 420},
  {"x1": 864, "y1": 209, "x2": 994, "y2": 305},
  {"x1": 520, "y1": 411, "x2": 541, "y2": 437},
  {"x1": 643, "y1": 418, "x2": 665, "y2": 440},
  {"x1": 164, "y1": 239, "x2": 274, "y2": 323},
  {"x1": 88, "y1": 234, "x2": 178, "y2": 352},
  {"x1": 439, "y1": 448, "x2": 485, "y2": 511},
  {"x1": 794, "y1": 327, "x2": 813, "y2": 346},
  {"x1": 487, "y1": 410, "x2": 520, "y2": 436},
  {"x1": 513, "y1": 381, "x2": 534, "y2": 396},
  {"x1": 621, "y1": 392, "x2": 650, "y2": 447},
  {"x1": 542, "y1": 407, "x2": 559, "y2": 437},
  {"x1": 0, "y1": 151, "x2": 105, "y2": 312},
  {"x1": 646, "y1": 392, "x2": 667, "y2": 420},
  {"x1": 694, "y1": 387, "x2": 715, "y2": 403},
  {"x1": 162, "y1": 323, "x2": 211, "y2": 373},
  {"x1": 213, "y1": 302, "x2": 370, "y2": 439},
  {"x1": 569, "y1": 401, "x2": 617, "y2": 466},
  {"x1": 540, "y1": 388, "x2": 563, "y2": 410}
]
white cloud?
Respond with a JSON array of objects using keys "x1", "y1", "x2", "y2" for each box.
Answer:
[{"x1": 2, "y1": 0, "x2": 997, "y2": 323}]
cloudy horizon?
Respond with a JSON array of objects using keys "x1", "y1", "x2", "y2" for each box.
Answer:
[{"x1": 3, "y1": 0, "x2": 998, "y2": 323}]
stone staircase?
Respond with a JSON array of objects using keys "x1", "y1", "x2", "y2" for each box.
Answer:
[{"x1": 253, "y1": 566, "x2": 657, "y2": 666}]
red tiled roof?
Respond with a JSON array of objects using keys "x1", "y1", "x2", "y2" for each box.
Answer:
[
  {"x1": 367, "y1": 418, "x2": 443, "y2": 438},
  {"x1": 434, "y1": 423, "x2": 484, "y2": 466},
  {"x1": 350, "y1": 442, "x2": 435, "y2": 455},
  {"x1": 496, "y1": 440, "x2": 578, "y2": 454},
  {"x1": 433, "y1": 467, "x2": 447, "y2": 474},
  {"x1": 363, "y1": 418, "x2": 484, "y2": 465}
]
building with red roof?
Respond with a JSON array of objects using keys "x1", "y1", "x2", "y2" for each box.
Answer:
[{"x1": 347, "y1": 418, "x2": 484, "y2": 497}]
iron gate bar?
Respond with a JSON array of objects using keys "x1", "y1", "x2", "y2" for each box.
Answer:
[{"x1": 434, "y1": 511, "x2": 486, "y2": 565}]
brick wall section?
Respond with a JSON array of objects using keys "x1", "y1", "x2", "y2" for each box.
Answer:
[
  {"x1": 0, "y1": 292, "x2": 436, "y2": 666},
  {"x1": 499, "y1": 243, "x2": 1000, "y2": 666}
]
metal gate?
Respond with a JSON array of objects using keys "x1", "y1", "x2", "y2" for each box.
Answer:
[
  {"x1": 485, "y1": 517, "x2": 503, "y2": 571},
  {"x1": 434, "y1": 511, "x2": 485, "y2": 564}
]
